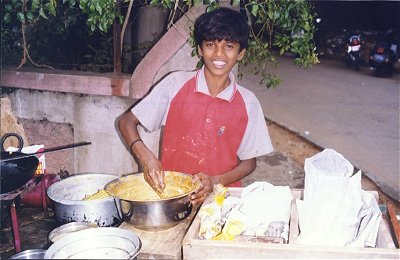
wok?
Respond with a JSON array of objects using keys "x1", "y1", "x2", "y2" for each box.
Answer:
[
  {"x1": 1, "y1": 133, "x2": 92, "y2": 194},
  {"x1": 0, "y1": 133, "x2": 39, "y2": 194}
]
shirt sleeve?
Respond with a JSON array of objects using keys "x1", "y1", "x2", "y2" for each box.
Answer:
[
  {"x1": 237, "y1": 92, "x2": 274, "y2": 160},
  {"x1": 131, "y1": 75, "x2": 175, "y2": 132}
]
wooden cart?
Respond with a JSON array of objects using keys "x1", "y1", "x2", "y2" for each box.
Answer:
[
  {"x1": 183, "y1": 188, "x2": 399, "y2": 259},
  {"x1": 120, "y1": 205, "x2": 199, "y2": 259}
]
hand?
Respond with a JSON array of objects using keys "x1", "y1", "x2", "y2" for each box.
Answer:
[
  {"x1": 190, "y1": 172, "x2": 216, "y2": 206},
  {"x1": 141, "y1": 156, "x2": 165, "y2": 194}
]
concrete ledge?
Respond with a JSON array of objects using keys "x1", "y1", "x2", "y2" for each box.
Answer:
[{"x1": 0, "y1": 67, "x2": 131, "y2": 97}]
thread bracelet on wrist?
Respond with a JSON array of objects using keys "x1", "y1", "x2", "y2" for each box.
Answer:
[{"x1": 129, "y1": 138, "x2": 142, "y2": 151}]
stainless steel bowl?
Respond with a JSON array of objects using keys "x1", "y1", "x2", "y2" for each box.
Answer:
[
  {"x1": 44, "y1": 227, "x2": 142, "y2": 259},
  {"x1": 47, "y1": 173, "x2": 122, "y2": 227},
  {"x1": 105, "y1": 172, "x2": 194, "y2": 230},
  {"x1": 9, "y1": 249, "x2": 46, "y2": 259},
  {"x1": 48, "y1": 222, "x2": 98, "y2": 243}
]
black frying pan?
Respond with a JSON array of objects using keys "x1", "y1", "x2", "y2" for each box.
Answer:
[
  {"x1": 0, "y1": 133, "x2": 39, "y2": 194},
  {"x1": 0, "y1": 133, "x2": 92, "y2": 194}
]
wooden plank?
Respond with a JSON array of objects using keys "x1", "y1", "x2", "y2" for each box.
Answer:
[
  {"x1": 184, "y1": 240, "x2": 399, "y2": 259},
  {"x1": 387, "y1": 203, "x2": 400, "y2": 246},
  {"x1": 0, "y1": 68, "x2": 130, "y2": 97},
  {"x1": 120, "y1": 206, "x2": 199, "y2": 259},
  {"x1": 183, "y1": 188, "x2": 400, "y2": 259}
]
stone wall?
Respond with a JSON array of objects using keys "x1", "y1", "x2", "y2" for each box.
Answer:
[{"x1": 1, "y1": 89, "x2": 136, "y2": 175}]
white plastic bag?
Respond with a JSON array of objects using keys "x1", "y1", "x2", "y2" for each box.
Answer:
[{"x1": 297, "y1": 149, "x2": 381, "y2": 247}]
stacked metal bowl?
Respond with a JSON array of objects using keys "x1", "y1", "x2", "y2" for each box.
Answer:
[{"x1": 44, "y1": 227, "x2": 141, "y2": 259}]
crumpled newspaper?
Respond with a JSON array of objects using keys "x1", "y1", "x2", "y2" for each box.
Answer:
[
  {"x1": 198, "y1": 182, "x2": 293, "y2": 242},
  {"x1": 198, "y1": 184, "x2": 235, "y2": 240},
  {"x1": 296, "y1": 149, "x2": 382, "y2": 247}
]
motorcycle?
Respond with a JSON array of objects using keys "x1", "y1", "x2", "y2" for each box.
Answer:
[
  {"x1": 369, "y1": 41, "x2": 395, "y2": 77},
  {"x1": 345, "y1": 35, "x2": 361, "y2": 71},
  {"x1": 345, "y1": 50, "x2": 361, "y2": 70}
]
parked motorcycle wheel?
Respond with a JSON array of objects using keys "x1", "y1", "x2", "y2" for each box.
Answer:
[
  {"x1": 372, "y1": 65, "x2": 393, "y2": 78},
  {"x1": 354, "y1": 60, "x2": 360, "y2": 71},
  {"x1": 373, "y1": 67, "x2": 381, "y2": 77}
]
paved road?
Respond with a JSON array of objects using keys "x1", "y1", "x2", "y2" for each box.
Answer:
[{"x1": 239, "y1": 57, "x2": 400, "y2": 201}]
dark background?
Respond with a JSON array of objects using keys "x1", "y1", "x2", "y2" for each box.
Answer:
[{"x1": 312, "y1": 0, "x2": 400, "y2": 33}]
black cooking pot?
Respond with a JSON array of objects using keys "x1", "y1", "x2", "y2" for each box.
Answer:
[{"x1": 0, "y1": 133, "x2": 39, "y2": 194}]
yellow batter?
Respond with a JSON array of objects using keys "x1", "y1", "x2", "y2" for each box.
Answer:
[
  {"x1": 83, "y1": 189, "x2": 110, "y2": 201},
  {"x1": 106, "y1": 171, "x2": 196, "y2": 201}
]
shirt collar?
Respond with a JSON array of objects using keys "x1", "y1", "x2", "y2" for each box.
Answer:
[{"x1": 195, "y1": 66, "x2": 237, "y2": 102}]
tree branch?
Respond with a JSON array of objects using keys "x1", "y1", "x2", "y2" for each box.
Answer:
[{"x1": 121, "y1": 0, "x2": 134, "y2": 55}]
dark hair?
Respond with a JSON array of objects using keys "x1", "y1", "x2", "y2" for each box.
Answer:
[{"x1": 194, "y1": 7, "x2": 249, "y2": 50}]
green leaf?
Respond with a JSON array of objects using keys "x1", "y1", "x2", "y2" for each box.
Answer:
[
  {"x1": 32, "y1": 0, "x2": 40, "y2": 10},
  {"x1": 3, "y1": 13, "x2": 10, "y2": 23},
  {"x1": 267, "y1": 10, "x2": 273, "y2": 20},
  {"x1": 304, "y1": 22, "x2": 310, "y2": 31},
  {"x1": 26, "y1": 12, "x2": 34, "y2": 21},
  {"x1": 39, "y1": 8, "x2": 48, "y2": 19},
  {"x1": 17, "y1": 12, "x2": 25, "y2": 23},
  {"x1": 5, "y1": 4, "x2": 12, "y2": 11},
  {"x1": 46, "y1": 2, "x2": 57, "y2": 16},
  {"x1": 274, "y1": 10, "x2": 280, "y2": 20},
  {"x1": 231, "y1": 0, "x2": 240, "y2": 6},
  {"x1": 251, "y1": 5, "x2": 259, "y2": 17},
  {"x1": 80, "y1": 0, "x2": 87, "y2": 8},
  {"x1": 95, "y1": 4, "x2": 102, "y2": 15}
]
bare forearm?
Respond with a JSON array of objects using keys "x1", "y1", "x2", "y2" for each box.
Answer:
[
  {"x1": 191, "y1": 158, "x2": 256, "y2": 206},
  {"x1": 118, "y1": 111, "x2": 156, "y2": 164},
  {"x1": 118, "y1": 111, "x2": 165, "y2": 191},
  {"x1": 213, "y1": 158, "x2": 256, "y2": 186}
]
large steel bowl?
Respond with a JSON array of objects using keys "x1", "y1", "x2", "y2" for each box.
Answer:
[
  {"x1": 9, "y1": 249, "x2": 46, "y2": 259},
  {"x1": 48, "y1": 222, "x2": 98, "y2": 243},
  {"x1": 44, "y1": 227, "x2": 141, "y2": 259},
  {"x1": 47, "y1": 173, "x2": 121, "y2": 227},
  {"x1": 105, "y1": 172, "x2": 196, "y2": 230}
]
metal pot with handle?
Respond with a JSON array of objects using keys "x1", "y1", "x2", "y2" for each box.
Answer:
[
  {"x1": 105, "y1": 172, "x2": 196, "y2": 230},
  {"x1": 47, "y1": 173, "x2": 122, "y2": 227}
]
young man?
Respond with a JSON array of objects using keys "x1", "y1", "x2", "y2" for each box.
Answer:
[{"x1": 118, "y1": 7, "x2": 273, "y2": 205}]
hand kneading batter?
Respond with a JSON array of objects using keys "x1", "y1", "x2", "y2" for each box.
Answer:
[{"x1": 106, "y1": 171, "x2": 197, "y2": 201}]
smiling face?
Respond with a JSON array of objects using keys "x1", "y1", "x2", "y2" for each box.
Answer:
[{"x1": 198, "y1": 40, "x2": 246, "y2": 79}]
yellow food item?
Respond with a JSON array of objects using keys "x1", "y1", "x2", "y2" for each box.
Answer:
[
  {"x1": 197, "y1": 184, "x2": 229, "y2": 240},
  {"x1": 83, "y1": 189, "x2": 110, "y2": 201},
  {"x1": 106, "y1": 171, "x2": 195, "y2": 201},
  {"x1": 213, "y1": 184, "x2": 227, "y2": 206},
  {"x1": 212, "y1": 220, "x2": 245, "y2": 241},
  {"x1": 198, "y1": 202, "x2": 223, "y2": 239}
]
